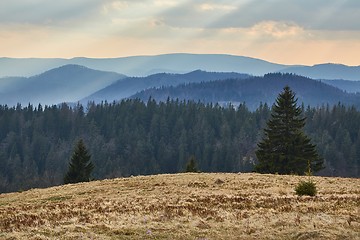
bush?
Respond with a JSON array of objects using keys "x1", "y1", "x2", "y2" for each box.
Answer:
[{"x1": 295, "y1": 180, "x2": 317, "y2": 196}]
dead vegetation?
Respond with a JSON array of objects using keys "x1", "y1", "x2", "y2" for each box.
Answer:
[{"x1": 0, "y1": 173, "x2": 359, "y2": 239}]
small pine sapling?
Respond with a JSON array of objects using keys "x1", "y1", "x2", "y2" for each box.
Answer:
[{"x1": 295, "y1": 160, "x2": 317, "y2": 196}]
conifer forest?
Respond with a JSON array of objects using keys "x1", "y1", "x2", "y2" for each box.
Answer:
[{"x1": 0, "y1": 99, "x2": 359, "y2": 192}]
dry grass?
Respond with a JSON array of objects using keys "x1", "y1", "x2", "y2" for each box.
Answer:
[{"x1": 0, "y1": 173, "x2": 359, "y2": 239}]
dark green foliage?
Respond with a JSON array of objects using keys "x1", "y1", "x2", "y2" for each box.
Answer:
[
  {"x1": 255, "y1": 86, "x2": 323, "y2": 175},
  {"x1": 64, "y1": 139, "x2": 94, "y2": 184},
  {"x1": 295, "y1": 181, "x2": 317, "y2": 196},
  {"x1": 0, "y1": 98, "x2": 359, "y2": 193},
  {"x1": 185, "y1": 156, "x2": 198, "y2": 172},
  {"x1": 295, "y1": 160, "x2": 318, "y2": 197}
]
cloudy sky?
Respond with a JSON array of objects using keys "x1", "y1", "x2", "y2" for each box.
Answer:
[{"x1": 1, "y1": 0, "x2": 359, "y2": 65}]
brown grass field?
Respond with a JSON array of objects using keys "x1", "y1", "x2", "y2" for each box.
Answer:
[{"x1": 0, "y1": 173, "x2": 359, "y2": 239}]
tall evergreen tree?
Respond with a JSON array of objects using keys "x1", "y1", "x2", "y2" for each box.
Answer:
[
  {"x1": 64, "y1": 139, "x2": 94, "y2": 184},
  {"x1": 255, "y1": 86, "x2": 323, "y2": 175}
]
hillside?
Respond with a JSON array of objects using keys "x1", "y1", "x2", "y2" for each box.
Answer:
[
  {"x1": 0, "y1": 173, "x2": 359, "y2": 239},
  {"x1": 0, "y1": 65, "x2": 124, "y2": 106},
  {"x1": 132, "y1": 73, "x2": 360, "y2": 110},
  {"x1": 81, "y1": 70, "x2": 250, "y2": 104},
  {"x1": 323, "y1": 79, "x2": 360, "y2": 93}
]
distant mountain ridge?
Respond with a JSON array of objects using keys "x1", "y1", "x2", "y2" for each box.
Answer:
[
  {"x1": 1, "y1": 54, "x2": 359, "y2": 81},
  {"x1": 1, "y1": 61, "x2": 360, "y2": 107},
  {"x1": 0, "y1": 54, "x2": 285, "y2": 78},
  {"x1": 81, "y1": 70, "x2": 250, "y2": 104},
  {"x1": 280, "y1": 63, "x2": 360, "y2": 81},
  {"x1": 0, "y1": 64, "x2": 124, "y2": 106},
  {"x1": 132, "y1": 73, "x2": 360, "y2": 110},
  {"x1": 323, "y1": 79, "x2": 360, "y2": 93}
]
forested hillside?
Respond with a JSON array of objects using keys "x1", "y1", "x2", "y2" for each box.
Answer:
[
  {"x1": 323, "y1": 79, "x2": 360, "y2": 93},
  {"x1": 0, "y1": 99, "x2": 359, "y2": 193},
  {"x1": 81, "y1": 70, "x2": 249, "y2": 104},
  {"x1": 132, "y1": 73, "x2": 360, "y2": 110}
]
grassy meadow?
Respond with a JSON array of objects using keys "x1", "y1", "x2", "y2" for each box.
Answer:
[{"x1": 0, "y1": 173, "x2": 359, "y2": 239}]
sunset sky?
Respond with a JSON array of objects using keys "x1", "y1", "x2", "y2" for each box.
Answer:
[{"x1": 1, "y1": 0, "x2": 359, "y2": 66}]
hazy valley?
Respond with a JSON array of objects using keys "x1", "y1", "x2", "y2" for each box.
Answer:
[{"x1": 1, "y1": 54, "x2": 360, "y2": 108}]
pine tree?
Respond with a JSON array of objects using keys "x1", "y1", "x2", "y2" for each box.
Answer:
[
  {"x1": 185, "y1": 155, "x2": 198, "y2": 172},
  {"x1": 255, "y1": 86, "x2": 323, "y2": 175},
  {"x1": 64, "y1": 139, "x2": 94, "y2": 184}
]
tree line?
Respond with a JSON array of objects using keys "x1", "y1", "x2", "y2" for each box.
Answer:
[{"x1": 0, "y1": 98, "x2": 359, "y2": 192}]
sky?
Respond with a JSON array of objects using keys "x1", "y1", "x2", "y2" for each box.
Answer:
[{"x1": 0, "y1": 0, "x2": 359, "y2": 66}]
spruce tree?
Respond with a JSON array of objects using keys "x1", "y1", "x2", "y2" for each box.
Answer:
[
  {"x1": 255, "y1": 86, "x2": 323, "y2": 175},
  {"x1": 64, "y1": 139, "x2": 94, "y2": 184},
  {"x1": 185, "y1": 155, "x2": 198, "y2": 172}
]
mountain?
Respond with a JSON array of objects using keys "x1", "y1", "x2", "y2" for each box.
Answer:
[
  {"x1": 0, "y1": 76, "x2": 27, "y2": 92},
  {"x1": 280, "y1": 63, "x2": 360, "y2": 81},
  {"x1": 72, "y1": 54, "x2": 288, "y2": 77},
  {"x1": 2, "y1": 54, "x2": 359, "y2": 81},
  {"x1": 81, "y1": 70, "x2": 250, "y2": 104},
  {"x1": 0, "y1": 64, "x2": 125, "y2": 106},
  {"x1": 132, "y1": 73, "x2": 360, "y2": 110},
  {"x1": 0, "y1": 57, "x2": 68, "y2": 78},
  {"x1": 0, "y1": 54, "x2": 292, "y2": 78},
  {"x1": 323, "y1": 79, "x2": 360, "y2": 93}
]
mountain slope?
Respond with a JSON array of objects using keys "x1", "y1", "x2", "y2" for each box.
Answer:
[
  {"x1": 0, "y1": 65, "x2": 125, "y2": 106},
  {"x1": 132, "y1": 73, "x2": 360, "y2": 110},
  {"x1": 323, "y1": 79, "x2": 360, "y2": 93},
  {"x1": 280, "y1": 63, "x2": 360, "y2": 81},
  {"x1": 81, "y1": 70, "x2": 250, "y2": 104},
  {"x1": 0, "y1": 76, "x2": 27, "y2": 92},
  {"x1": 1, "y1": 173, "x2": 359, "y2": 239}
]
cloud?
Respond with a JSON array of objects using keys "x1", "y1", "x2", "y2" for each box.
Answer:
[
  {"x1": 248, "y1": 21, "x2": 306, "y2": 40},
  {"x1": 140, "y1": 1, "x2": 239, "y2": 29},
  {"x1": 210, "y1": 0, "x2": 360, "y2": 31},
  {"x1": 140, "y1": 0, "x2": 359, "y2": 31},
  {"x1": 1, "y1": 0, "x2": 358, "y2": 31},
  {"x1": 0, "y1": 0, "x2": 102, "y2": 26},
  {"x1": 102, "y1": 1, "x2": 129, "y2": 14},
  {"x1": 154, "y1": 0, "x2": 179, "y2": 7},
  {"x1": 198, "y1": 3, "x2": 236, "y2": 11},
  {"x1": 0, "y1": 0, "x2": 359, "y2": 66}
]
